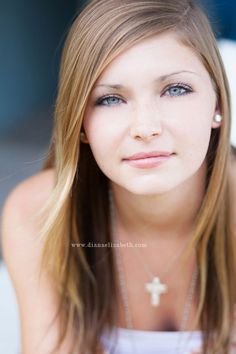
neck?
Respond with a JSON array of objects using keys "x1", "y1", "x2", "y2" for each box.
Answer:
[{"x1": 110, "y1": 161, "x2": 206, "y2": 243}]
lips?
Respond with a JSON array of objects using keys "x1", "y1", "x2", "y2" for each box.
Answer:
[{"x1": 124, "y1": 151, "x2": 173, "y2": 161}]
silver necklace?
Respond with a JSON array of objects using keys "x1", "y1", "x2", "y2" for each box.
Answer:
[
  {"x1": 109, "y1": 188, "x2": 195, "y2": 307},
  {"x1": 108, "y1": 189, "x2": 199, "y2": 352},
  {"x1": 129, "y1": 230, "x2": 192, "y2": 307}
]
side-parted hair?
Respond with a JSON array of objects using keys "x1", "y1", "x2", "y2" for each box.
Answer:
[{"x1": 38, "y1": 0, "x2": 235, "y2": 353}]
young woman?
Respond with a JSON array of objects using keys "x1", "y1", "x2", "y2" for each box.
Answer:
[{"x1": 2, "y1": 0, "x2": 236, "y2": 353}]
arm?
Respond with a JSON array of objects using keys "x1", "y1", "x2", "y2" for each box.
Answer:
[{"x1": 1, "y1": 169, "x2": 75, "y2": 354}]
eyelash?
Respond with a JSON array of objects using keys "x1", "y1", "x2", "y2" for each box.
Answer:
[{"x1": 95, "y1": 82, "x2": 193, "y2": 106}]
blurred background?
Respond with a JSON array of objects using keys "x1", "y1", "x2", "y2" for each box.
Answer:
[{"x1": 0, "y1": 0, "x2": 236, "y2": 353}]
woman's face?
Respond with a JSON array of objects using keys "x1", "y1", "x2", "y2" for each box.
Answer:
[{"x1": 83, "y1": 31, "x2": 221, "y2": 195}]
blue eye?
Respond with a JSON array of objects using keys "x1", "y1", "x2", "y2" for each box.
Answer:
[
  {"x1": 164, "y1": 84, "x2": 192, "y2": 97},
  {"x1": 96, "y1": 95, "x2": 123, "y2": 106}
]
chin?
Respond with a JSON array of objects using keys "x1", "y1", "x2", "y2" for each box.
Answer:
[{"x1": 122, "y1": 181, "x2": 178, "y2": 196}]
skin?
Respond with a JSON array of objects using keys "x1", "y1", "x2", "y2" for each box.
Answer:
[
  {"x1": 83, "y1": 31, "x2": 223, "y2": 331},
  {"x1": 1, "y1": 30, "x2": 235, "y2": 352},
  {"x1": 83, "y1": 31, "x2": 221, "y2": 242}
]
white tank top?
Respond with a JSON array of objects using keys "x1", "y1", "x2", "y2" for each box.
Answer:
[{"x1": 101, "y1": 327, "x2": 203, "y2": 354}]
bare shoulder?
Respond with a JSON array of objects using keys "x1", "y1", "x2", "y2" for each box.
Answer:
[
  {"x1": 2, "y1": 167, "x2": 55, "y2": 219},
  {"x1": 1, "y1": 167, "x2": 55, "y2": 252},
  {"x1": 0, "y1": 168, "x2": 74, "y2": 353},
  {"x1": 1, "y1": 168, "x2": 55, "y2": 268}
]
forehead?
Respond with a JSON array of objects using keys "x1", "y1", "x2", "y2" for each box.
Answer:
[{"x1": 96, "y1": 31, "x2": 211, "y2": 85}]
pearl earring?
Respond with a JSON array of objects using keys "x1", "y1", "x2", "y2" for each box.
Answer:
[{"x1": 213, "y1": 114, "x2": 223, "y2": 123}]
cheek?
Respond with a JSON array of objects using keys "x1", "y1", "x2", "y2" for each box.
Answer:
[
  {"x1": 83, "y1": 111, "x2": 123, "y2": 170},
  {"x1": 84, "y1": 106, "x2": 126, "y2": 145},
  {"x1": 173, "y1": 101, "x2": 214, "y2": 164}
]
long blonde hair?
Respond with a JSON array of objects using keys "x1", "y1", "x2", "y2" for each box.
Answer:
[{"x1": 39, "y1": 0, "x2": 235, "y2": 353}]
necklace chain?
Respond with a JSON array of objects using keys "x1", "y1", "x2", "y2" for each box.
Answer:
[
  {"x1": 109, "y1": 188, "x2": 193, "y2": 286},
  {"x1": 108, "y1": 188, "x2": 199, "y2": 352},
  {"x1": 131, "y1": 231, "x2": 192, "y2": 281}
]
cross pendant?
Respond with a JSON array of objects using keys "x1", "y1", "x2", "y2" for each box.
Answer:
[{"x1": 145, "y1": 277, "x2": 167, "y2": 306}]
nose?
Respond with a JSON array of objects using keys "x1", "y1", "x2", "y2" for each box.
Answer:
[{"x1": 130, "y1": 102, "x2": 163, "y2": 141}]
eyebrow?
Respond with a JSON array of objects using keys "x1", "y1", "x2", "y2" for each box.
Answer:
[{"x1": 94, "y1": 70, "x2": 199, "y2": 89}]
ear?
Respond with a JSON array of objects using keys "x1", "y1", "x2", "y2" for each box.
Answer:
[
  {"x1": 211, "y1": 108, "x2": 223, "y2": 129},
  {"x1": 80, "y1": 131, "x2": 89, "y2": 144}
]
